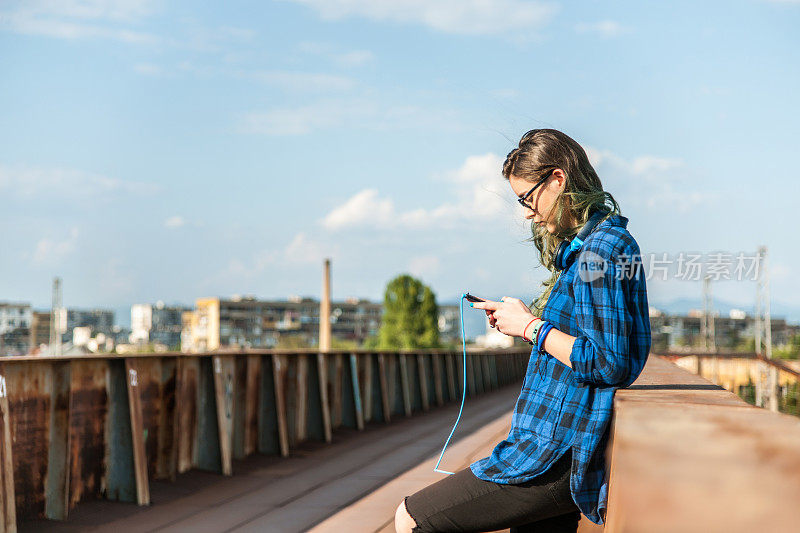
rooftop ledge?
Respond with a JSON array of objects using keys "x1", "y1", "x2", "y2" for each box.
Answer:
[
  {"x1": 317, "y1": 355, "x2": 800, "y2": 532},
  {"x1": 605, "y1": 355, "x2": 800, "y2": 532}
]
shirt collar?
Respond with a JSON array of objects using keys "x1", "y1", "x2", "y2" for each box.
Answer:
[{"x1": 599, "y1": 213, "x2": 628, "y2": 229}]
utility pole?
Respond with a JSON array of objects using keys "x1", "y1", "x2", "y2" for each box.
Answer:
[
  {"x1": 49, "y1": 277, "x2": 63, "y2": 357},
  {"x1": 319, "y1": 259, "x2": 331, "y2": 352},
  {"x1": 754, "y1": 246, "x2": 777, "y2": 411},
  {"x1": 317, "y1": 259, "x2": 333, "y2": 442},
  {"x1": 702, "y1": 276, "x2": 716, "y2": 353}
]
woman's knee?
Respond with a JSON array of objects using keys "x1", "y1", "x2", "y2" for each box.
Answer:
[{"x1": 395, "y1": 499, "x2": 417, "y2": 533}]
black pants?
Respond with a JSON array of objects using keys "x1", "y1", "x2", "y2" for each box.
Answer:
[{"x1": 404, "y1": 449, "x2": 580, "y2": 533}]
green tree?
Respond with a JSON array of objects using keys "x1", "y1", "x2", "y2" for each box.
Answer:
[
  {"x1": 377, "y1": 274, "x2": 441, "y2": 350},
  {"x1": 774, "y1": 333, "x2": 800, "y2": 360}
]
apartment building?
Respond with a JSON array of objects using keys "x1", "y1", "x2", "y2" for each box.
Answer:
[
  {"x1": 181, "y1": 296, "x2": 458, "y2": 352},
  {"x1": 131, "y1": 302, "x2": 188, "y2": 349},
  {"x1": 30, "y1": 311, "x2": 51, "y2": 350},
  {"x1": 649, "y1": 307, "x2": 792, "y2": 352},
  {"x1": 0, "y1": 302, "x2": 32, "y2": 355}
]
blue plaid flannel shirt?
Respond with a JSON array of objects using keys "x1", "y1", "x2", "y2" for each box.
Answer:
[{"x1": 470, "y1": 214, "x2": 651, "y2": 526}]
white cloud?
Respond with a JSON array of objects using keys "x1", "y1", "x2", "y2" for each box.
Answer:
[
  {"x1": 251, "y1": 71, "x2": 355, "y2": 92},
  {"x1": 215, "y1": 232, "x2": 337, "y2": 281},
  {"x1": 322, "y1": 153, "x2": 507, "y2": 231},
  {"x1": 150, "y1": 60, "x2": 352, "y2": 91},
  {"x1": 629, "y1": 155, "x2": 682, "y2": 175},
  {"x1": 284, "y1": 232, "x2": 333, "y2": 264},
  {"x1": 218, "y1": 25, "x2": 256, "y2": 41},
  {"x1": 0, "y1": 164, "x2": 160, "y2": 198},
  {"x1": 584, "y1": 148, "x2": 682, "y2": 176},
  {"x1": 32, "y1": 227, "x2": 79, "y2": 265},
  {"x1": 441, "y1": 153, "x2": 507, "y2": 217},
  {"x1": 164, "y1": 216, "x2": 185, "y2": 228},
  {"x1": 133, "y1": 62, "x2": 162, "y2": 75},
  {"x1": 584, "y1": 146, "x2": 712, "y2": 213},
  {"x1": 321, "y1": 147, "x2": 710, "y2": 235},
  {"x1": 1, "y1": 0, "x2": 160, "y2": 44},
  {"x1": 323, "y1": 189, "x2": 395, "y2": 230},
  {"x1": 334, "y1": 50, "x2": 375, "y2": 67},
  {"x1": 490, "y1": 88, "x2": 520, "y2": 99},
  {"x1": 284, "y1": 0, "x2": 556, "y2": 36},
  {"x1": 298, "y1": 42, "x2": 375, "y2": 67},
  {"x1": 408, "y1": 255, "x2": 441, "y2": 278},
  {"x1": 239, "y1": 103, "x2": 357, "y2": 136},
  {"x1": 4, "y1": 14, "x2": 159, "y2": 43},
  {"x1": 22, "y1": 0, "x2": 157, "y2": 21},
  {"x1": 239, "y1": 99, "x2": 461, "y2": 136},
  {"x1": 574, "y1": 20, "x2": 627, "y2": 38}
]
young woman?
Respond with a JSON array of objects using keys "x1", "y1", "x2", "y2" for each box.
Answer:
[{"x1": 395, "y1": 129, "x2": 651, "y2": 532}]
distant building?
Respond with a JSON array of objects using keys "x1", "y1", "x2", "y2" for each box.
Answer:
[
  {"x1": 181, "y1": 296, "x2": 383, "y2": 352},
  {"x1": 180, "y1": 295, "x2": 459, "y2": 352},
  {"x1": 649, "y1": 310, "x2": 791, "y2": 352},
  {"x1": 30, "y1": 311, "x2": 51, "y2": 351},
  {"x1": 330, "y1": 297, "x2": 383, "y2": 345},
  {"x1": 131, "y1": 302, "x2": 187, "y2": 349},
  {"x1": 0, "y1": 302, "x2": 32, "y2": 355},
  {"x1": 72, "y1": 326, "x2": 92, "y2": 347},
  {"x1": 111, "y1": 325, "x2": 132, "y2": 347},
  {"x1": 438, "y1": 305, "x2": 461, "y2": 345},
  {"x1": 64, "y1": 308, "x2": 115, "y2": 341}
]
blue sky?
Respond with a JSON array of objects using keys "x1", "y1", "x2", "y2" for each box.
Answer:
[{"x1": 1, "y1": 0, "x2": 799, "y2": 325}]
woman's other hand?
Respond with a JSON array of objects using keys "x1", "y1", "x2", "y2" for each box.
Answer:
[{"x1": 472, "y1": 297, "x2": 538, "y2": 339}]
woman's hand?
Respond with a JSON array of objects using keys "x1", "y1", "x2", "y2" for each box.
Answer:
[{"x1": 472, "y1": 297, "x2": 539, "y2": 340}]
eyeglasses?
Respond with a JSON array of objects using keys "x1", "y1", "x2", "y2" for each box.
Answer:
[{"x1": 517, "y1": 167, "x2": 557, "y2": 211}]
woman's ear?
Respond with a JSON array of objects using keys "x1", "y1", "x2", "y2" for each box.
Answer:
[{"x1": 552, "y1": 168, "x2": 567, "y2": 190}]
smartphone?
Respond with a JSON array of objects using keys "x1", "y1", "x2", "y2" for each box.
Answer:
[{"x1": 464, "y1": 293, "x2": 486, "y2": 303}]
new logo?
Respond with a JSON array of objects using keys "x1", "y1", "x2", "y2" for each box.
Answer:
[{"x1": 577, "y1": 250, "x2": 608, "y2": 282}]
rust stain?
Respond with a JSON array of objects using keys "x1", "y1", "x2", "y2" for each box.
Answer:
[
  {"x1": 176, "y1": 358, "x2": 198, "y2": 473},
  {"x1": 137, "y1": 360, "x2": 161, "y2": 479},
  {"x1": 68, "y1": 360, "x2": 108, "y2": 508},
  {"x1": 158, "y1": 358, "x2": 177, "y2": 479},
  {"x1": 5, "y1": 363, "x2": 51, "y2": 519},
  {"x1": 283, "y1": 357, "x2": 298, "y2": 446},
  {"x1": 244, "y1": 356, "x2": 260, "y2": 455}
]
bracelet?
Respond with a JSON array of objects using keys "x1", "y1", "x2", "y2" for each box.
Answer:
[
  {"x1": 522, "y1": 318, "x2": 542, "y2": 344},
  {"x1": 528, "y1": 318, "x2": 544, "y2": 347},
  {"x1": 536, "y1": 321, "x2": 555, "y2": 354},
  {"x1": 527, "y1": 319, "x2": 546, "y2": 347}
]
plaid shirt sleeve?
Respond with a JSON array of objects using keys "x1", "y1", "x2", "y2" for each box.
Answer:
[{"x1": 569, "y1": 238, "x2": 649, "y2": 388}]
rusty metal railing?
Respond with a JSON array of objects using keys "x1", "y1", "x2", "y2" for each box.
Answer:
[
  {"x1": 654, "y1": 350, "x2": 800, "y2": 414},
  {"x1": 0, "y1": 348, "x2": 529, "y2": 530}
]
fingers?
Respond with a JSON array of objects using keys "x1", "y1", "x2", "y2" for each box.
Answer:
[{"x1": 472, "y1": 300, "x2": 500, "y2": 311}]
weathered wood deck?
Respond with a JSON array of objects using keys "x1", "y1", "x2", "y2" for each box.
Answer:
[
  {"x1": 16, "y1": 354, "x2": 800, "y2": 532},
  {"x1": 20, "y1": 384, "x2": 524, "y2": 532}
]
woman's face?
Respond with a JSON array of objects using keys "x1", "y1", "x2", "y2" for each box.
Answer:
[{"x1": 508, "y1": 169, "x2": 567, "y2": 234}]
